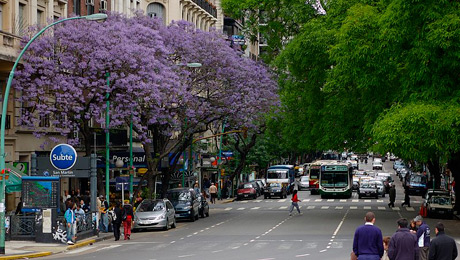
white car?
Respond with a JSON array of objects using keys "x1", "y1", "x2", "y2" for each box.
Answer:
[
  {"x1": 372, "y1": 161, "x2": 383, "y2": 170},
  {"x1": 299, "y1": 176, "x2": 310, "y2": 190}
]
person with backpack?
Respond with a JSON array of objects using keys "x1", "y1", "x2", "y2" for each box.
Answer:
[
  {"x1": 112, "y1": 201, "x2": 122, "y2": 241},
  {"x1": 122, "y1": 201, "x2": 134, "y2": 240},
  {"x1": 64, "y1": 202, "x2": 76, "y2": 245}
]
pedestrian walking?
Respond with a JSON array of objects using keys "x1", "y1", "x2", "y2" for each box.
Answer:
[
  {"x1": 122, "y1": 201, "x2": 134, "y2": 240},
  {"x1": 289, "y1": 190, "x2": 301, "y2": 216},
  {"x1": 113, "y1": 201, "x2": 122, "y2": 241},
  {"x1": 74, "y1": 203, "x2": 85, "y2": 239},
  {"x1": 352, "y1": 212, "x2": 384, "y2": 260},
  {"x1": 209, "y1": 183, "x2": 217, "y2": 204},
  {"x1": 382, "y1": 236, "x2": 391, "y2": 260},
  {"x1": 64, "y1": 202, "x2": 76, "y2": 245},
  {"x1": 401, "y1": 186, "x2": 411, "y2": 207},
  {"x1": 414, "y1": 215, "x2": 430, "y2": 260},
  {"x1": 15, "y1": 197, "x2": 23, "y2": 215},
  {"x1": 388, "y1": 184, "x2": 396, "y2": 208},
  {"x1": 226, "y1": 179, "x2": 232, "y2": 199},
  {"x1": 428, "y1": 222, "x2": 458, "y2": 260},
  {"x1": 409, "y1": 219, "x2": 418, "y2": 233},
  {"x1": 388, "y1": 218, "x2": 419, "y2": 260},
  {"x1": 99, "y1": 196, "x2": 109, "y2": 233}
]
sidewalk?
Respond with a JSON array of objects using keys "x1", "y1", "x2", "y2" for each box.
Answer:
[{"x1": 0, "y1": 233, "x2": 113, "y2": 260}]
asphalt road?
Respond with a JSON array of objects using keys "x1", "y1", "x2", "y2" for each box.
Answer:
[{"x1": 43, "y1": 159, "x2": 460, "y2": 260}]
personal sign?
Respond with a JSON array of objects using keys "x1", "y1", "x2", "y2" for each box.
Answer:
[{"x1": 50, "y1": 144, "x2": 77, "y2": 171}]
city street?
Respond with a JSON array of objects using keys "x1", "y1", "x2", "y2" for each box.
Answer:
[{"x1": 42, "y1": 160, "x2": 460, "y2": 260}]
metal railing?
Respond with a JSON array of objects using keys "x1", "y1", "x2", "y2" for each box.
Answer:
[
  {"x1": 9, "y1": 215, "x2": 36, "y2": 240},
  {"x1": 191, "y1": 0, "x2": 217, "y2": 18}
]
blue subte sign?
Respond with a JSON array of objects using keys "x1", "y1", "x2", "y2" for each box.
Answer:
[{"x1": 50, "y1": 144, "x2": 77, "y2": 171}]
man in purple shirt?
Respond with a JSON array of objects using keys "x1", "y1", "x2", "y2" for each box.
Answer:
[
  {"x1": 388, "y1": 218, "x2": 419, "y2": 260},
  {"x1": 353, "y1": 212, "x2": 384, "y2": 260}
]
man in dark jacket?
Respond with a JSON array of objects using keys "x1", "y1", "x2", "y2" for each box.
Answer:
[
  {"x1": 401, "y1": 186, "x2": 411, "y2": 207},
  {"x1": 388, "y1": 184, "x2": 396, "y2": 208},
  {"x1": 388, "y1": 218, "x2": 419, "y2": 260},
  {"x1": 428, "y1": 222, "x2": 458, "y2": 260},
  {"x1": 414, "y1": 215, "x2": 430, "y2": 260},
  {"x1": 353, "y1": 212, "x2": 384, "y2": 260},
  {"x1": 112, "y1": 201, "x2": 122, "y2": 241}
]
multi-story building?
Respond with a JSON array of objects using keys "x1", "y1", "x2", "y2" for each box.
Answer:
[{"x1": 68, "y1": 0, "x2": 110, "y2": 17}]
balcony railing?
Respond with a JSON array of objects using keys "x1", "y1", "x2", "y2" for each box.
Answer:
[{"x1": 191, "y1": 0, "x2": 217, "y2": 18}]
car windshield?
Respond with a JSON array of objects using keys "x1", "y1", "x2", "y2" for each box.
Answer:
[
  {"x1": 410, "y1": 175, "x2": 427, "y2": 184},
  {"x1": 431, "y1": 196, "x2": 451, "y2": 205},
  {"x1": 137, "y1": 200, "x2": 165, "y2": 212},
  {"x1": 239, "y1": 183, "x2": 253, "y2": 189},
  {"x1": 167, "y1": 191, "x2": 191, "y2": 202},
  {"x1": 269, "y1": 183, "x2": 281, "y2": 188},
  {"x1": 361, "y1": 183, "x2": 374, "y2": 188},
  {"x1": 267, "y1": 170, "x2": 288, "y2": 179}
]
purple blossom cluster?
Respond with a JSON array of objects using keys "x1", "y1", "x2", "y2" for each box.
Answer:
[{"x1": 13, "y1": 13, "x2": 279, "y2": 149}]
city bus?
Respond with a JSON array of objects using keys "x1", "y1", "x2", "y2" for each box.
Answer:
[
  {"x1": 308, "y1": 160, "x2": 338, "y2": 195},
  {"x1": 266, "y1": 165, "x2": 295, "y2": 194},
  {"x1": 319, "y1": 162, "x2": 353, "y2": 198}
]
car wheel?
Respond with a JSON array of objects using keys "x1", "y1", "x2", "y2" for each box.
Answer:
[
  {"x1": 358, "y1": 195, "x2": 362, "y2": 199},
  {"x1": 264, "y1": 195, "x2": 267, "y2": 199},
  {"x1": 200, "y1": 210, "x2": 205, "y2": 218},
  {"x1": 163, "y1": 218, "x2": 169, "y2": 231},
  {"x1": 172, "y1": 218, "x2": 177, "y2": 228}
]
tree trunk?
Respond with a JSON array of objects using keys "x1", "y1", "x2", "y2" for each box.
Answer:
[
  {"x1": 426, "y1": 159, "x2": 441, "y2": 189},
  {"x1": 230, "y1": 133, "x2": 258, "y2": 184}
]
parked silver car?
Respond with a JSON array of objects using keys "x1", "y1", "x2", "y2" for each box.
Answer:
[{"x1": 133, "y1": 199, "x2": 176, "y2": 231}]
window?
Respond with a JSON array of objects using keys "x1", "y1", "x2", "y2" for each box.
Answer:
[
  {"x1": 0, "y1": 115, "x2": 11, "y2": 129},
  {"x1": 39, "y1": 114, "x2": 50, "y2": 127},
  {"x1": 0, "y1": 4, "x2": 3, "y2": 31},
  {"x1": 87, "y1": 4, "x2": 94, "y2": 15},
  {"x1": 73, "y1": 0, "x2": 81, "y2": 15},
  {"x1": 37, "y1": 10, "x2": 44, "y2": 26},
  {"x1": 147, "y1": 3, "x2": 165, "y2": 24},
  {"x1": 18, "y1": 3, "x2": 26, "y2": 36}
]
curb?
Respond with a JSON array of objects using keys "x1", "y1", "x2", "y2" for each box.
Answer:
[
  {"x1": 0, "y1": 251, "x2": 52, "y2": 260},
  {"x1": 66, "y1": 239, "x2": 96, "y2": 250}
]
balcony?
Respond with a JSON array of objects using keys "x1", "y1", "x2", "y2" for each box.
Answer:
[
  {"x1": 0, "y1": 31, "x2": 21, "y2": 62},
  {"x1": 191, "y1": 0, "x2": 217, "y2": 18}
]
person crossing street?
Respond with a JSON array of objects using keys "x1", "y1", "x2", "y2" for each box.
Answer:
[{"x1": 289, "y1": 190, "x2": 301, "y2": 216}]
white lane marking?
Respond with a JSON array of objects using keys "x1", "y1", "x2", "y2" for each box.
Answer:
[
  {"x1": 66, "y1": 247, "x2": 93, "y2": 254},
  {"x1": 364, "y1": 200, "x2": 371, "y2": 203},
  {"x1": 225, "y1": 207, "x2": 232, "y2": 211},
  {"x1": 378, "y1": 207, "x2": 386, "y2": 210},
  {"x1": 335, "y1": 206, "x2": 343, "y2": 209},
  {"x1": 178, "y1": 254, "x2": 195, "y2": 258},
  {"x1": 257, "y1": 258, "x2": 275, "y2": 260},
  {"x1": 95, "y1": 245, "x2": 121, "y2": 252},
  {"x1": 278, "y1": 199, "x2": 287, "y2": 202},
  {"x1": 296, "y1": 254, "x2": 310, "y2": 257},
  {"x1": 304, "y1": 199, "x2": 311, "y2": 202},
  {"x1": 406, "y1": 207, "x2": 415, "y2": 211},
  {"x1": 315, "y1": 199, "x2": 322, "y2": 202},
  {"x1": 320, "y1": 249, "x2": 327, "y2": 253},
  {"x1": 340, "y1": 199, "x2": 347, "y2": 202},
  {"x1": 352, "y1": 199, "x2": 359, "y2": 202},
  {"x1": 240, "y1": 201, "x2": 248, "y2": 203},
  {"x1": 254, "y1": 200, "x2": 262, "y2": 202},
  {"x1": 377, "y1": 200, "x2": 384, "y2": 203},
  {"x1": 251, "y1": 207, "x2": 260, "y2": 210},
  {"x1": 327, "y1": 199, "x2": 334, "y2": 202},
  {"x1": 212, "y1": 250, "x2": 223, "y2": 253},
  {"x1": 392, "y1": 207, "x2": 400, "y2": 211},
  {"x1": 350, "y1": 206, "x2": 358, "y2": 209},
  {"x1": 364, "y1": 206, "x2": 372, "y2": 210},
  {"x1": 321, "y1": 206, "x2": 329, "y2": 209},
  {"x1": 237, "y1": 208, "x2": 245, "y2": 210},
  {"x1": 333, "y1": 209, "x2": 349, "y2": 236},
  {"x1": 307, "y1": 206, "x2": 315, "y2": 209},
  {"x1": 280, "y1": 206, "x2": 288, "y2": 209},
  {"x1": 170, "y1": 241, "x2": 176, "y2": 244}
]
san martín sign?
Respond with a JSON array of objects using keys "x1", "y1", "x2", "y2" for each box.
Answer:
[{"x1": 49, "y1": 144, "x2": 78, "y2": 176}]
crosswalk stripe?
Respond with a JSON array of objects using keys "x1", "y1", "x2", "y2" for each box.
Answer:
[
  {"x1": 278, "y1": 199, "x2": 287, "y2": 202},
  {"x1": 364, "y1": 200, "x2": 371, "y2": 203},
  {"x1": 350, "y1": 206, "x2": 358, "y2": 209},
  {"x1": 307, "y1": 206, "x2": 315, "y2": 209},
  {"x1": 280, "y1": 206, "x2": 288, "y2": 209},
  {"x1": 321, "y1": 206, "x2": 329, "y2": 209},
  {"x1": 406, "y1": 207, "x2": 415, "y2": 211},
  {"x1": 378, "y1": 207, "x2": 386, "y2": 210},
  {"x1": 315, "y1": 199, "x2": 322, "y2": 202},
  {"x1": 240, "y1": 201, "x2": 248, "y2": 203},
  {"x1": 335, "y1": 206, "x2": 343, "y2": 209},
  {"x1": 340, "y1": 199, "x2": 347, "y2": 202},
  {"x1": 363, "y1": 206, "x2": 371, "y2": 210},
  {"x1": 254, "y1": 200, "x2": 262, "y2": 203},
  {"x1": 327, "y1": 199, "x2": 334, "y2": 202},
  {"x1": 352, "y1": 200, "x2": 359, "y2": 203},
  {"x1": 237, "y1": 208, "x2": 245, "y2": 210},
  {"x1": 251, "y1": 207, "x2": 260, "y2": 210},
  {"x1": 304, "y1": 199, "x2": 311, "y2": 202},
  {"x1": 225, "y1": 208, "x2": 232, "y2": 211},
  {"x1": 377, "y1": 200, "x2": 384, "y2": 203},
  {"x1": 392, "y1": 207, "x2": 400, "y2": 211}
]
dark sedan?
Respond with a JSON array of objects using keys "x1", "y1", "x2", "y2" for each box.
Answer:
[
  {"x1": 264, "y1": 183, "x2": 287, "y2": 199},
  {"x1": 358, "y1": 182, "x2": 379, "y2": 199}
]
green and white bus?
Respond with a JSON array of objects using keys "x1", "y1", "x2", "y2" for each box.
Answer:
[{"x1": 319, "y1": 163, "x2": 353, "y2": 198}]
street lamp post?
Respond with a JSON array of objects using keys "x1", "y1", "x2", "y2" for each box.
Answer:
[
  {"x1": 105, "y1": 72, "x2": 110, "y2": 205},
  {"x1": 0, "y1": 13, "x2": 107, "y2": 254},
  {"x1": 217, "y1": 119, "x2": 226, "y2": 200}
]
